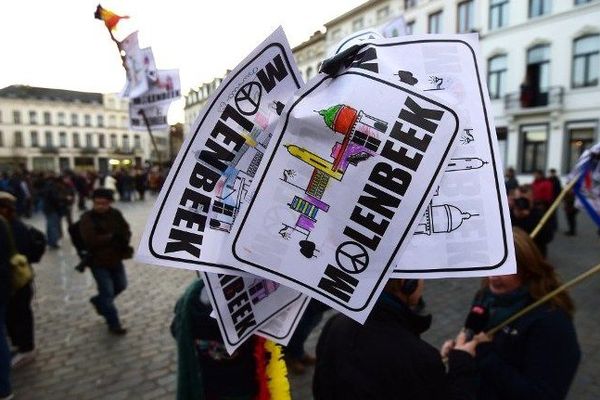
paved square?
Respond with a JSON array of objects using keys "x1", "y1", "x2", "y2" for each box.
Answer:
[{"x1": 9, "y1": 198, "x2": 600, "y2": 399}]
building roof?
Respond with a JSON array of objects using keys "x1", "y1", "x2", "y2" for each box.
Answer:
[
  {"x1": 324, "y1": 0, "x2": 387, "y2": 28},
  {"x1": 0, "y1": 85, "x2": 103, "y2": 104},
  {"x1": 292, "y1": 30, "x2": 326, "y2": 52}
]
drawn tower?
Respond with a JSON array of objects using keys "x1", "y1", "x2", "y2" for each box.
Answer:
[{"x1": 415, "y1": 203, "x2": 478, "y2": 235}]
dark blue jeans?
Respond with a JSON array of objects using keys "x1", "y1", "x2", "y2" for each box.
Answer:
[
  {"x1": 286, "y1": 300, "x2": 327, "y2": 359},
  {"x1": 45, "y1": 211, "x2": 61, "y2": 247},
  {"x1": 91, "y1": 263, "x2": 127, "y2": 329},
  {"x1": 0, "y1": 302, "x2": 11, "y2": 397}
]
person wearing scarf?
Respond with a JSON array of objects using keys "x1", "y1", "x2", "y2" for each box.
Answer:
[
  {"x1": 444, "y1": 228, "x2": 581, "y2": 400},
  {"x1": 313, "y1": 278, "x2": 478, "y2": 400}
]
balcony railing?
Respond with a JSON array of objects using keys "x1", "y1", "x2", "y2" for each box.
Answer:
[
  {"x1": 504, "y1": 86, "x2": 564, "y2": 113},
  {"x1": 81, "y1": 146, "x2": 98, "y2": 155},
  {"x1": 39, "y1": 145, "x2": 59, "y2": 154}
]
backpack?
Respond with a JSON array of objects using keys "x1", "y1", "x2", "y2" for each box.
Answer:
[{"x1": 27, "y1": 225, "x2": 46, "y2": 263}]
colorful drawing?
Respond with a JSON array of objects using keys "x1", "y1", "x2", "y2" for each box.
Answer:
[
  {"x1": 278, "y1": 104, "x2": 388, "y2": 255},
  {"x1": 248, "y1": 279, "x2": 280, "y2": 305}
]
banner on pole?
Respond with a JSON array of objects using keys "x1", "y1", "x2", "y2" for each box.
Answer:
[{"x1": 129, "y1": 68, "x2": 181, "y2": 130}]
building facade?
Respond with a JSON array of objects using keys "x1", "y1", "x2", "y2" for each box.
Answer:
[
  {"x1": 293, "y1": 0, "x2": 600, "y2": 179},
  {"x1": 0, "y1": 85, "x2": 170, "y2": 173},
  {"x1": 184, "y1": 77, "x2": 224, "y2": 137}
]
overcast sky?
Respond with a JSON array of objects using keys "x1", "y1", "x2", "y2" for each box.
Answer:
[{"x1": 1, "y1": 0, "x2": 365, "y2": 122}]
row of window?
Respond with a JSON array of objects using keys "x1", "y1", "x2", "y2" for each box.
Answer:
[
  {"x1": 518, "y1": 122, "x2": 597, "y2": 173},
  {"x1": 0, "y1": 130, "x2": 141, "y2": 150},
  {"x1": 487, "y1": 34, "x2": 599, "y2": 99},
  {"x1": 390, "y1": 0, "x2": 593, "y2": 36},
  {"x1": 0, "y1": 110, "x2": 128, "y2": 128}
]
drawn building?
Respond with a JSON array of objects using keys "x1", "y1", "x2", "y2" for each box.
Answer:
[
  {"x1": 415, "y1": 203, "x2": 478, "y2": 235},
  {"x1": 280, "y1": 103, "x2": 386, "y2": 247}
]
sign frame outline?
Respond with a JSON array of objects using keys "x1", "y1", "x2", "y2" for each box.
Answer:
[{"x1": 231, "y1": 70, "x2": 460, "y2": 311}]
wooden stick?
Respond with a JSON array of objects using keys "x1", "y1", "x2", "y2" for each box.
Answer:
[
  {"x1": 138, "y1": 109, "x2": 162, "y2": 167},
  {"x1": 530, "y1": 176, "x2": 579, "y2": 239},
  {"x1": 486, "y1": 262, "x2": 600, "y2": 336}
]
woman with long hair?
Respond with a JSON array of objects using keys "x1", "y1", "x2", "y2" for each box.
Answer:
[{"x1": 443, "y1": 227, "x2": 581, "y2": 400}]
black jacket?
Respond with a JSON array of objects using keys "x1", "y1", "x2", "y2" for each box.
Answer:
[
  {"x1": 475, "y1": 303, "x2": 580, "y2": 400},
  {"x1": 313, "y1": 295, "x2": 477, "y2": 400}
]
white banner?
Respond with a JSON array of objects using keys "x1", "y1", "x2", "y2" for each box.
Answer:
[
  {"x1": 135, "y1": 27, "x2": 303, "y2": 274},
  {"x1": 129, "y1": 68, "x2": 181, "y2": 130},
  {"x1": 119, "y1": 31, "x2": 149, "y2": 99},
  {"x1": 222, "y1": 71, "x2": 460, "y2": 323}
]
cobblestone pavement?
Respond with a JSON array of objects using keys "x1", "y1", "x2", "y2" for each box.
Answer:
[{"x1": 9, "y1": 198, "x2": 600, "y2": 399}]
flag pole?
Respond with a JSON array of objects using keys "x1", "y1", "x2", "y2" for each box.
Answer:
[
  {"x1": 486, "y1": 262, "x2": 600, "y2": 336},
  {"x1": 530, "y1": 175, "x2": 579, "y2": 239},
  {"x1": 138, "y1": 109, "x2": 163, "y2": 168}
]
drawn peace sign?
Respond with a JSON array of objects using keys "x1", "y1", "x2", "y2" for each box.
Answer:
[
  {"x1": 235, "y1": 82, "x2": 262, "y2": 116},
  {"x1": 336, "y1": 241, "x2": 369, "y2": 274}
]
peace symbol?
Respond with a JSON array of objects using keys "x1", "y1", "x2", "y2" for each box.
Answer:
[
  {"x1": 336, "y1": 241, "x2": 369, "y2": 274},
  {"x1": 234, "y1": 82, "x2": 262, "y2": 116}
]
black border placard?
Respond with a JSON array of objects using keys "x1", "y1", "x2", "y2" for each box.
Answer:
[
  {"x1": 232, "y1": 71, "x2": 460, "y2": 311},
  {"x1": 147, "y1": 42, "x2": 301, "y2": 270},
  {"x1": 376, "y1": 39, "x2": 509, "y2": 273},
  {"x1": 257, "y1": 295, "x2": 310, "y2": 340},
  {"x1": 204, "y1": 273, "x2": 304, "y2": 347}
]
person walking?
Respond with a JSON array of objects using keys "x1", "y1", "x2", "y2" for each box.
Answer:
[{"x1": 80, "y1": 189, "x2": 132, "y2": 335}]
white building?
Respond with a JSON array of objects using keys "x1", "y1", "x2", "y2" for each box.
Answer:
[
  {"x1": 294, "y1": 0, "x2": 600, "y2": 178},
  {"x1": 184, "y1": 77, "x2": 225, "y2": 137},
  {"x1": 0, "y1": 85, "x2": 169, "y2": 173}
]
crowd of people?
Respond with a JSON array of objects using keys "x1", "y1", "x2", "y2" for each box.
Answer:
[
  {"x1": 0, "y1": 162, "x2": 585, "y2": 400},
  {"x1": 0, "y1": 165, "x2": 167, "y2": 400}
]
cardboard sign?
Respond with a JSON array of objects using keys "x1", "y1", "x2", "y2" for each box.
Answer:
[
  {"x1": 202, "y1": 272, "x2": 306, "y2": 354},
  {"x1": 136, "y1": 27, "x2": 303, "y2": 274},
  {"x1": 223, "y1": 71, "x2": 460, "y2": 322}
]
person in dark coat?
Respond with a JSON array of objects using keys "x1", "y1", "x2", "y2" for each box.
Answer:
[
  {"x1": 0, "y1": 192, "x2": 36, "y2": 368},
  {"x1": 444, "y1": 227, "x2": 581, "y2": 400},
  {"x1": 0, "y1": 203, "x2": 13, "y2": 399},
  {"x1": 80, "y1": 188, "x2": 131, "y2": 335},
  {"x1": 313, "y1": 279, "x2": 477, "y2": 400}
]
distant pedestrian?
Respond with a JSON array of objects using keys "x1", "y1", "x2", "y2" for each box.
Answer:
[
  {"x1": 80, "y1": 189, "x2": 132, "y2": 335},
  {"x1": 563, "y1": 188, "x2": 579, "y2": 236},
  {"x1": 504, "y1": 167, "x2": 519, "y2": 195}
]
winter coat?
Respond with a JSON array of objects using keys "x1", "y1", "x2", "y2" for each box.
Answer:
[
  {"x1": 313, "y1": 294, "x2": 477, "y2": 400},
  {"x1": 79, "y1": 208, "x2": 131, "y2": 268},
  {"x1": 475, "y1": 303, "x2": 580, "y2": 400}
]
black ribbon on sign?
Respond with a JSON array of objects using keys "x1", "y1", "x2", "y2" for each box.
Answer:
[{"x1": 319, "y1": 43, "x2": 370, "y2": 76}]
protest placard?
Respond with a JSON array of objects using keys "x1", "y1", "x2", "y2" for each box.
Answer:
[
  {"x1": 325, "y1": 34, "x2": 516, "y2": 277},
  {"x1": 129, "y1": 68, "x2": 181, "y2": 130},
  {"x1": 368, "y1": 35, "x2": 516, "y2": 277},
  {"x1": 119, "y1": 31, "x2": 149, "y2": 98},
  {"x1": 136, "y1": 27, "x2": 303, "y2": 274},
  {"x1": 223, "y1": 71, "x2": 460, "y2": 322},
  {"x1": 256, "y1": 295, "x2": 309, "y2": 346},
  {"x1": 201, "y1": 272, "x2": 307, "y2": 354}
]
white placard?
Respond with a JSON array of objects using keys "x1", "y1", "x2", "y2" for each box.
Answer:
[
  {"x1": 202, "y1": 272, "x2": 307, "y2": 354},
  {"x1": 129, "y1": 68, "x2": 181, "y2": 130},
  {"x1": 223, "y1": 71, "x2": 460, "y2": 323},
  {"x1": 135, "y1": 27, "x2": 303, "y2": 274},
  {"x1": 362, "y1": 35, "x2": 515, "y2": 278},
  {"x1": 256, "y1": 294, "x2": 309, "y2": 346}
]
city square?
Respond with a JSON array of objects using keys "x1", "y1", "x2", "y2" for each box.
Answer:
[
  {"x1": 1, "y1": 0, "x2": 600, "y2": 399},
  {"x1": 5, "y1": 198, "x2": 600, "y2": 399}
]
